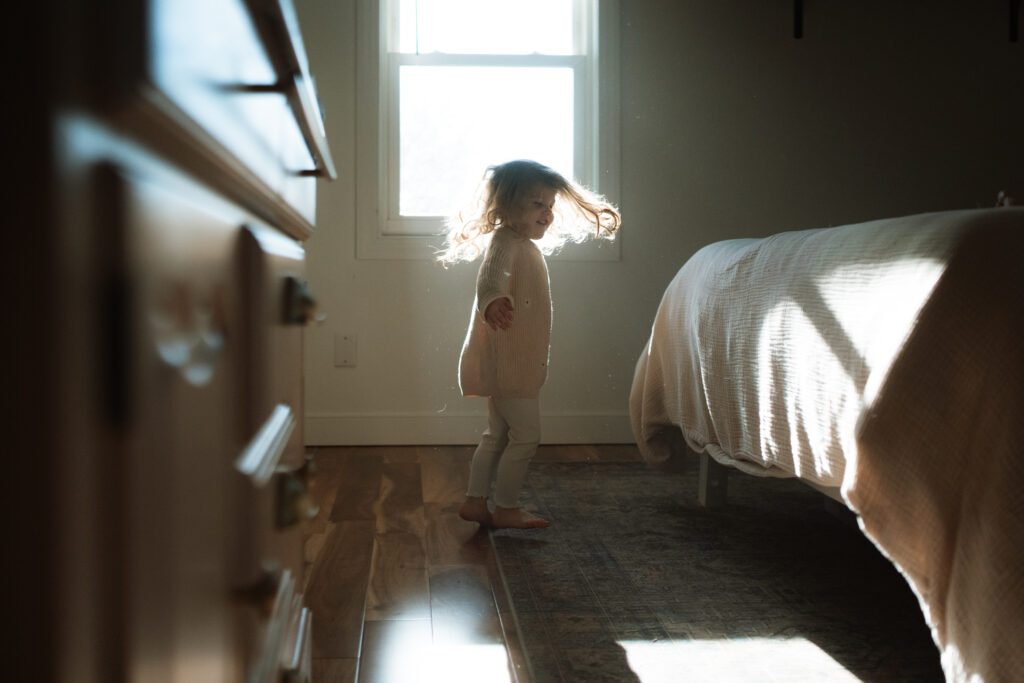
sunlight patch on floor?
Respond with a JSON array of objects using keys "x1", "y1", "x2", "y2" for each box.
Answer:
[
  {"x1": 619, "y1": 637, "x2": 862, "y2": 682},
  {"x1": 371, "y1": 638, "x2": 511, "y2": 683},
  {"x1": 429, "y1": 643, "x2": 512, "y2": 683}
]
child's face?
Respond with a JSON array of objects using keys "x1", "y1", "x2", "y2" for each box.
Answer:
[{"x1": 511, "y1": 185, "x2": 556, "y2": 240}]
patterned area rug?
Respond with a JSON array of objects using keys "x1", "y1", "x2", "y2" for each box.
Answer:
[{"x1": 490, "y1": 461, "x2": 943, "y2": 683}]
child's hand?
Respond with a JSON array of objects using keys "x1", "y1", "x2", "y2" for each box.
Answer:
[{"x1": 485, "y1": 297, "x2": 514, "y2": 330}]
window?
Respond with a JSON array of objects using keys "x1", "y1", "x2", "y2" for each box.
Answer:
[{"x1": 356, "y1": 0, "x2": 620, "y2": 259}]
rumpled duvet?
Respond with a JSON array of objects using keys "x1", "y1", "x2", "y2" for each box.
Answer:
[{"x1": 629, "y1": 207, "x2": 1024, "y2": 682}]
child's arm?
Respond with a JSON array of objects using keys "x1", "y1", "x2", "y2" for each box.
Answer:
[
  {"x1": 484, "y1": 297, "x2": 514, "y2": 330},
  {"x1": 476, "y1": 234, "x2": 516, "y2": 330}
]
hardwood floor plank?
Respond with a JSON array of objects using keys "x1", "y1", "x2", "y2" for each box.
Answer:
[
  {"x1": 301, "y1": 444, "x2": 599, "y2": 682},
  {"x1": 303, "y1": 521, "x2": 334, "y2": 590},
  {"x1": 357, "y1": 619, "x2": 433, "y2": 683},
  {"x1": 329, "y1": 455, "x2": 384, "y2": 522},
  {"x1": 306, "y1": 520, "x2": 376, "y2": 659},
  {"x1": 497, "y1": 610, "x2": 530, "y2": 683},
  {"x1": 424, "y1": 502, "x2": 493, "y2": 567},
  {"x1": 375, "y1": 445, "x2": 421, "y2": 464},
  {"x1": 365, "y1": 530, "x2": 430, "y2": 621},
  {"x1": 307, "y1": 449, "x2": 344, "y2": 535},
  {"x1": 429, "y1": 564, "x2": 505, "y2": 646},
  {"x1": 312, "y1": 658, "x2": 358, "y2": 683},
  {"x1": 306, "y1": 450, "x2": 346, "y2": 574},
  {"x1": 419, "y1": 445, "x2": 474, "y2": 504},
  {"x1": 377, "y1": 461, "x2": 424, "y2": 535},
  {"x1": 484, "y1": 546, "x2": 510, "y2": 617}
]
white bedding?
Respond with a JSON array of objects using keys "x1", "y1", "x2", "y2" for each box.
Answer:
[{"x1": 630, "y1": 207, "x2": 1024, "y2": 683}]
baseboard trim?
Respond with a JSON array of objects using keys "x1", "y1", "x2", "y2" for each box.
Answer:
[{"x1": 305, "y1": 411, "x2": 634, "y2": 445}]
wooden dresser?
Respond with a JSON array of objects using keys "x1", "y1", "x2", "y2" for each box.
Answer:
[{"x1": 13, "y1": 0, "x2": 334, "y2": 680}]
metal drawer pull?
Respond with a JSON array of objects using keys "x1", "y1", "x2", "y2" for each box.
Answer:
[
  {"x1": 281, "y1": 605, "x2": 312, "y2": 682},
  {"x1": 276, "y1": 468, "x2": 318, "y2": 528},
  {"x1": 236, "y1": 403, "x2": 295, "y2": 487},
  {"x1": 246, "y1": 0, "x2": 337, "y2": 180},
  {"x1": 283, "y1": 275, "x2": 317, "y2": 325},
  {"x1": 250, "y1": 569, "x2": 296, "y2": 683},
  {"x1": 221, "y1": 76, "x2": 332, "y2": 178},
  {"x1": 221, "y1": 83, "x2": 286, "y2": 94},
  {"x1": 289, "y1": 72, "x2": 335, "y2": 179}
]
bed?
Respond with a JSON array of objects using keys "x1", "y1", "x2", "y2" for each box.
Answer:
[{"x1": 629, "y1": 207, "x2": 1024, "y2": 683}]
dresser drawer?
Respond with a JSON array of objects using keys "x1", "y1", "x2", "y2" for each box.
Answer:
[
  {"x1": 232, "y1": 223, "x2": 311, "y2": 593},
  {"x1": 42, "y1": 0, "x2": 330, "y2": 677},
  {"x1": 237, "y1": 223, "x2": 308, "y2": 471},
  {"x1": 231, "y1": 222, "x2": 313, "y2": 681},
  {"x1": 98, "y1": 0, "x2": 334, "y2": 229},
  {"x1": 86, "y1": 132, "x2": 314, "y2": 681},
  {"x1": 95, "y1": 160, "x2": 245, "y2": 681},
  {"x1": 151, "y1": 0, "x2": 313, "y2": 214}
]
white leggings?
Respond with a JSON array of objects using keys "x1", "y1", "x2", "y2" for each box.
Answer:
[{"x1": 466, "y1": 396, "x2": 541, "y2": 509}]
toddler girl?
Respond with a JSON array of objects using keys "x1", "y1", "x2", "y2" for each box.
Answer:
[{"x1": 438, "y1": 160, "x2": 621, "y2": 528}]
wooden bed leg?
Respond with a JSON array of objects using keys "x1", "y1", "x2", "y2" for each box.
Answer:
[{"x1": 698, "y1": 454, "x2": 729, "y2": 507}]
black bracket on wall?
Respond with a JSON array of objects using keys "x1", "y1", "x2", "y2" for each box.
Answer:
[{"x1": 1012, "y1": 0, "x2": 1021, "y2": 42}]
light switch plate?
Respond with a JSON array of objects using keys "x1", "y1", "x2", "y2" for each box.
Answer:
[{"x1": 334, "y1": 333, "x2": 357, "y2": 367}]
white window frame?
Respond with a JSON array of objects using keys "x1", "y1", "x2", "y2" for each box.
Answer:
[{"x1": 355, "y1": 0, "x2": 620, "y2": 260}]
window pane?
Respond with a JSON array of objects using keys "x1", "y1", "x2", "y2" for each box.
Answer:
[
  {"x1": 398, "y1": 0, "x2": 576, "y2": 55},
  {"x1": 398, "y1": 65, "x2": 575, "y2": 220}
]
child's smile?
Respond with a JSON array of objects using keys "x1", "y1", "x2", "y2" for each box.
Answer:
[{"x1": 514, "y1": 186, "x2": 557, "y2": 240}]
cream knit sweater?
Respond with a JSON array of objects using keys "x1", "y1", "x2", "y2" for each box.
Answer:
[{"x1": 459, "y1": 227, "x2": 552, "y2": 399}]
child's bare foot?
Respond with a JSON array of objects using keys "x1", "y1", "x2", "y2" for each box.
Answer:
[
  {"x1": 459, "y1": 496, "x2": 492, "y2": 525},
  {"x1": 491, "y1": 506, "x2": 550, "y2": 529}
]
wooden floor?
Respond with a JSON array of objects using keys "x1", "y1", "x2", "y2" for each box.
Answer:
[{"x1": 302, "y1": 444, "x2": 643, "y2": 683}]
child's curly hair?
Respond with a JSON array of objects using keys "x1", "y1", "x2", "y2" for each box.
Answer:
[{"x1": 437, "y1": 160, "x2": 621, "y2": 264}]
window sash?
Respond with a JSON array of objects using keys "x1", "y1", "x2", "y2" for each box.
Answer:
[
  {"x1": 355, "y1": 0, "x2": 619, "y2": 260},
  {"x1": 388, "y1": 0, "x2": 591, "y2": 56},
  {"x1": 383, "y1": 53, "x2": 590, "y2": 236}
]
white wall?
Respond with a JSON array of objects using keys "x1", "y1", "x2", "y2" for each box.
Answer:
[{"x1": 297, "y1": 0, "x2": 1023, "y2": 446}]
